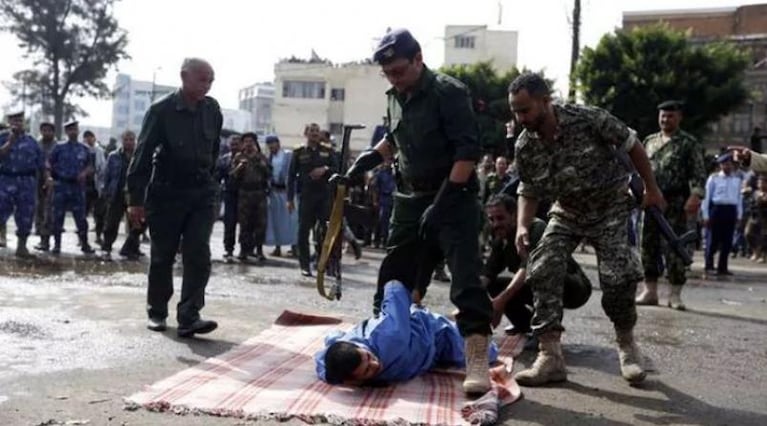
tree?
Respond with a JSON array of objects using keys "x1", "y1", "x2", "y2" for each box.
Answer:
[
  {"x1": 567, "y1": 0, "x2": 581, "y2": 102},
  {"x1": 0, "y1": 0, "x2": 129, "y2": 137},
  {"x1": 575, "y1": 24, "x2": 749, "y2": 140},
  {"x1": 440, "y1": 61, "x2": 553, "y2": 156}
]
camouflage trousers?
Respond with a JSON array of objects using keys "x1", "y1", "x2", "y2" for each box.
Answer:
[
  {"x1": 237, "y1": 189, "x2": 267, "y2": 252},
  {"x1": 527, "y1": 198, "x2": 643, "y2": 334},
  {"x1": 0, "y1": 175, "x2": 37, "y2": 237},
  {"x1": 640, "y1": 196, "x2": 689, "y2": 286}
]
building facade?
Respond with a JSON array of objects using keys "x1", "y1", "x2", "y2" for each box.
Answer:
[
  {"x1": 111, "y1": 73, "x2": 176, "y2": 137},
  {"x1": 623, "y1": 4, "x2": 767, "y2": 149},
  {"x1": 443, "y1": 25, "x2": 518, "y2": 72},
  {"x1": 271, "y1": 58, "x2": 389, "y2": 151},
  {"x1": 238, "y1": 82, "x2": 274, "y2": 136}
]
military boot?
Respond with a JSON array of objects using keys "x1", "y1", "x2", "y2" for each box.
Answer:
[
  {"x1": 79, "y1": 233, "x2": 95, "y2": 254},
  {"x1": 635, "y1": 281, "x2": 659, "y2": 306},
  {"x1": 51, "y1": 234, "x2": 62, "y2": 255},
  {"x1": 616, "y1": 328, "x2": 646, "y2": 384},
  {"x1": 668, "y1": 285, "x2": 686, "y2": 311},
  {"x1": 514, "y1": 331, "x2": 567, "y2": 386},
  {"x1": 34, "y1": 235, "x2": 50, "y2": 252},
  {"x1": 0, "y1": 224, "x2": 6, "y2": 248},
  {"x1": 463, "y1": 334, "x2": 491, "y2": 395},
  {"x1": 15, "y1": 235, "x2": 33, "y2": 258}
]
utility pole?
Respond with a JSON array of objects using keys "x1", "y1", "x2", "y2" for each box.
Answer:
[{"x1": 568, "y1": 0, "x2": 581, "y2": 103}]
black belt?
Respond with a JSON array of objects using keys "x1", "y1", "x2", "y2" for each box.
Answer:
[
  {"x1": 0, "y1": 171, "x2": 36, "y2": 177},
  {"x1": 271, "y1": 183, "x2": 287, "y2": 190}
]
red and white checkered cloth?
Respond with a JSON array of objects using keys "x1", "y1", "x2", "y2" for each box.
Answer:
[{"x1": 125, "y1": 310, "x2": 524, "y2": 425}]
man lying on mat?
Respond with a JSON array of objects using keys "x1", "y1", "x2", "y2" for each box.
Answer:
[{"x1": 315, "y1": 281, "x2": 498, "y2": 385}]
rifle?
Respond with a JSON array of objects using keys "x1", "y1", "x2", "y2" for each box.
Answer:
[
  {"x1": 614, "y1": 148, "x2": 697, "y2": 266},
  {"x1": 316, "y1": 124, "x2": 365, "y2": 300}
]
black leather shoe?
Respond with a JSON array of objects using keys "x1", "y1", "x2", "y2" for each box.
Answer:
[
  {"x1": 177, "y1": 319, "x2": 218, "y2": 338},
  {"x1": 147, "y1": 317, "x2": 167, "y2": 332},
  {"x1": 300, "y1": 268, "x2": 312, "y2": 277}
]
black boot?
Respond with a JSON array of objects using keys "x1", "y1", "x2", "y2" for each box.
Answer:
[
  {"x1": 256, "y1": 245, "x2": 266, "y2": 261},
  {"x1": 79, "y1": 233, "x2": 95, "y2": 254},
  {"x1": 51, "y1": 234, "x2": 62, "y2": 255},
  {"x1": 16, "y1": 235, "x2": 33, "y2": 258},
  {"x1": 34, "y1": 235, "x2": 50, "y2": 252},
  {"x1": 350, "y1": 239, "x2": 362, "y2": 260}
]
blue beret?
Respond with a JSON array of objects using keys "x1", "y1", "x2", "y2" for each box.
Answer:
[
  {"x1": 657, "y1": 100, "x2": 684, "y2": 111},
  {"x1": 717, "y1": 152, "x2": 733, "y2": 163},
  {"x1": 265, "y1": 134, "x2": 280, "y2": 144},
  {"x1": 373, "y1": 28, "x2": 421, "y2": 64}
]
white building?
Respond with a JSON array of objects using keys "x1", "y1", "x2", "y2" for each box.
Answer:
[
  {"x1": 272, "y1": 59, "x2": 389, "y2": 151},
  {"x1": 443, "y1": 25, "x2": 518, "y2": 72},
  {"x1": 238, "y1": 82, "x2": 274, "y2": 135},
  {"x1": 221, "y1": 108, "x2": 253, "y2": 133},
  {"x1": 111, "y1": 73, "x2": 176, "y2": 136}
]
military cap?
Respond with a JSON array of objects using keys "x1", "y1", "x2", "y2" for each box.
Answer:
[
  {"x1": 6, "y1": 110, "x2": 24, "y2": 120},
  {"x1": 716, "y1": 152, "x2": 734, "y2": 163},
  {"x1": 373, "y1": 28, "x2": 421, "y2": 64},
  {"x1": 657, "y1": 100, "x2": 684, "y2": 111},
  {"x1": 64, "y1": 120, "x2": 79, "y2": 129},
  {"x1": 265, "y1": 134, "x2": 280, "y2": 144},
  {"x1": 39, "y1": 121, "x2": 54, "y2": 131}
]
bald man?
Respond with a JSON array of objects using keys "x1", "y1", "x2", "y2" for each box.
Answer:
[{"x1": 127, "y1": 58, "x2": 223, "y2": 337}]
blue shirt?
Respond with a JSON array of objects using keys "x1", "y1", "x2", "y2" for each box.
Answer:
[
  {"x1": 0, "y1": 133, "x2": 45, "y2": 175},
  {"x1": 371, "y1": 167, "x2": 396, "y2": 200},
  {"x1": 103, "y1": 148, "x2": 130, "y2": 199},
  {"x1": 315, "y1": 281, "x2": 498, "y2": 384},
  {"x1": 703, "y1": 171, "x2": 743, "y2": 220},
  {"x1": 49, "y1": 140, "x2": 91, "y2": 181}
]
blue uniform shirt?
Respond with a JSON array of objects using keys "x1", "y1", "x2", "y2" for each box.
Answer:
[
  {"x1": 315, "y1": 281, "x2": 498, "y2": 384},
  {"x1": 0, "y1": 133, "x2": 45, "y2": 175},
  {"x1": 49, "y1": 140, "x2": 91, "y2": 180}
]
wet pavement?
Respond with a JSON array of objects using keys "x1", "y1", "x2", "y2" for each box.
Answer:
[{"x1": 0, "y1": 219, "x2": 766, "y2": 425}]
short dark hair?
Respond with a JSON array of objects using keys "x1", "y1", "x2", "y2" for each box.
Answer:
[
  {"x1": 508, "y1": 73, "x2": 551, "y2": 97},
  {"x1": 39, "y1": 122, "x2": 54, "y2": 131},
  {"x1": 485, "y1": 193, "x2": 517, "y2": 213},
  {"x1": 324, "y1": 341, "x2": 362, "y2": 384},
  {"x1": 83, "y1": 130, "x2": 95, "y2": 138},
  {"x1": 241, "y1": 132, "x2": 258, "y2": 143}
]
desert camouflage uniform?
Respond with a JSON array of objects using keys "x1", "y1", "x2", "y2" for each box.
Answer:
[
  {"x1": 640, "y1": 130, "x2": 706, "y2": 285},
  {"x1": 515, "y1": 104, "x2": 643, "y2": 335}
]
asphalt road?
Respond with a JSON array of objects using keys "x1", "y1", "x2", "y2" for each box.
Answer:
[{"x1": 0, "y1": 220, "x2": 765, "y2": 425}]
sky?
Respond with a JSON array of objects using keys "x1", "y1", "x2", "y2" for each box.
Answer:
[{"x1": 0, "y1": 0, "x2": 754, "y2": 127}]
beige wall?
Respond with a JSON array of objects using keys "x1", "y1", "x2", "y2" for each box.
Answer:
[
  {"x1": 272, "y1": 62, "x2": 388, "y2": 152},
  {"x1": 443, "y1": 25, "x2": 518, "y2": 72}
]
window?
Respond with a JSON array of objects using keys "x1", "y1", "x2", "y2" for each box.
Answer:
[
  {"x1": 454, "y1": 35, "x2": 476, "y2": 49},
  {"x1": 329, "y1": 122, "x2": 344, "y2": 135},
  {"x1": 330, "y1": 88, "x2": 345, "y2": 101},
  {"x1": 282, "y1": 81, "x2": 326, "y2": 99}
]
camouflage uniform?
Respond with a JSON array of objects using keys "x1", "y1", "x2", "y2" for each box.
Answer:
[
  {"x1": 482, "y1": 172, "x2": 511, "y2": 205},
  {"x1": 35, "y1": 138, "x2": 57, "y2": 238},
  {"x1": 49, "y1": 140, "x2": 91, "y2": 238},
  {"x1": 232, "y1": 151, "x2": 270, "y2": 253},
  {"x1": 0, "y1": 133, "x2": 45, "y2": 237},
  {"x1": 516, "y1": 104, "x2": 643, "y2": 335},
  {"x1": 641, "y1": 130, "x2": 706, "y2": 285}
]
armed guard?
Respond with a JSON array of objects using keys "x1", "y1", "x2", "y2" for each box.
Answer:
[
  {"x1": 0, "y1": 111, "x2": 48, "y2": 257},
  {"x1": 287, "y1": 123, "x2": 338, "y2": 277},
  {"x1": 48, "y1": 120, "x2": 94, "y2": 254}
]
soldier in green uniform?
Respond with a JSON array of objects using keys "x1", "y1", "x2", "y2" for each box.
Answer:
[
  {"x1": 482, "y1": 155, "x2": 511, "y2": 205},
  {"x1": 510, "y1": 73, "x2": 665, "y2": 387},
  {"x1": 332, "y1": 29, "x2": 493, "y2": 395},
  {"x1": 287, "y1": 123, "x2": 338, "y2": 277},
  {"x1": 636, "y1": 100, "x2": 706, "y2": 310},
  {"x1": 231, "y1": 132, "x2": 270, "y2": 261},
  {"x1": 127, "y1": 58, "x2": 223, "y2": 338}
]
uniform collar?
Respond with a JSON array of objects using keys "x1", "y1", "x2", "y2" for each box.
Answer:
[
  {"x1": 386, "y1": 65, "x2": 435, "y2": 101},
  {"x1": 174, "y1": 89, "x2": 202, "y2": 112}
]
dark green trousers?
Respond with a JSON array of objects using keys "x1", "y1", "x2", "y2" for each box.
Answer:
[
  {"x1": 373, "y1": 192, "x2": 492, "y2": 336},
  {"x1": 145, "y1": 182, "x2": 217, "y2": 325}
]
